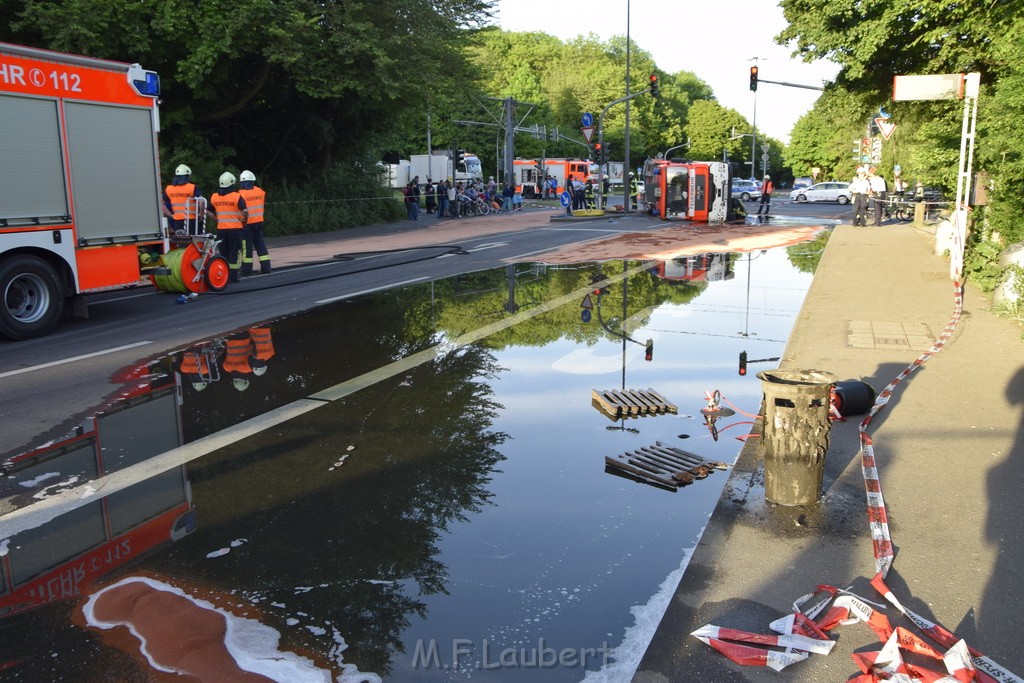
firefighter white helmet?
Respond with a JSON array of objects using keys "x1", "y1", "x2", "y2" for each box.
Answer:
[
  {"x1": 175, "y1": 164, "x2": 192, "y2": 176},
  {"x1": 764, "y1": 175, "x2": 771, "y2": 180},
  {"x1": 240, "y1": 170, "x2": 256, "y2": 183},
  {"x1": 219, "y1": 172, "x2": 237, "y2": 188},
  {"x1": 232, "y1": 377, "x2": 250, "y2": 391}
]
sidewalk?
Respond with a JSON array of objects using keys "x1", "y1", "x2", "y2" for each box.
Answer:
[{"x1": 634, "y1": 224, "x2": 1024, "y2": 680}]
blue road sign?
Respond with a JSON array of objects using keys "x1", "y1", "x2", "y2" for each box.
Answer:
[
  {"x1": 560, "y1": 191, "x2": 572, "y2": 207},
  {"x1": 581, "y1": 309, "x2": 592, "y2": 323},
  {"x1": 581, "y1": 112, "x2": 594, "y2": 127}
]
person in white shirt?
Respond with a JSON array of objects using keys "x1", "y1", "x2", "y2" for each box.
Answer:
[
  {"x1": 849, "y1": 169, "x2": 871, "y2": 226},
  {"x1": 868, "y1": 169, "x2": 888, "y2": 225}
]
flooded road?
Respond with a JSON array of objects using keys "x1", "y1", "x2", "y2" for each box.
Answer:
[{"x1": 0, "y1": 243, "x2": 821, "y2": 681}]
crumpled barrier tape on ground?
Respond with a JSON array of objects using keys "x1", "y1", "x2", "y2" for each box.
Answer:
[
  {"x1": 860, "y1": 281, "x2": 963, "y2": 577},
  {"x1": 691, "y1": 636, "x2": 808, "y2": 671},
  {"x1": 872, "y1": 574, "x2": 1022, "y2": 683}
]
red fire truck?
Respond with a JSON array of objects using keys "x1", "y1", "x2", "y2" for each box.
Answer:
[
  {"x1": 0, "y1": 42, "x2": 227, "y2": 340},
  {"x1": 0, "y1": 374, "x2": 195, "y2": 619},
  {"x1": 642, "y1": 158, "x2": 733, "y2": 222},
  {"x1": 513, "y1": 158, "x2": 592, "y2": 197}
]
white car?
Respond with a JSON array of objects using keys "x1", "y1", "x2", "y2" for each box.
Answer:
[{"x1": 790, "y1": 181, "x2": 852, "y2": 204}]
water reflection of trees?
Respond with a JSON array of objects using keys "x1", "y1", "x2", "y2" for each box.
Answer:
[
  {"x1": 153, "y1": 345, "x2": 507, "y2": 676},
  {"x1": 173, "y1": 261, "x2": 708, "y2": 442},
  {"x1": 787, "y1": 230, "x2": 831, "y2": 273}
]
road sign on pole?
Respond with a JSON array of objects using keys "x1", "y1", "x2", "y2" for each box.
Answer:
[
  {"x1": 581, "y1": 113, "x2": 594, "y2": 127},
  {"x1": 581, "y1": 126, "x2": 595, "y2": 144}
]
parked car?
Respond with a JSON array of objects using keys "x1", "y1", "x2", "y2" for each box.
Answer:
[
  {"x1": 731, "y1": 179, "x2": 762, "y2": 201},
  {"x1": 790, "y1": 181, "x2": 852, "y2": 204},
  {"x1": 793, "y1": 177, "x2": 813, "y2": 191}
]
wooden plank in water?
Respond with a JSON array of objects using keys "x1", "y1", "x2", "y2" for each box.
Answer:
[
  {"x1": 605, "y1": 456, "x2": 678, "y2": 488},
  {"x1": 644, "y1": 388, "x2": 678, "y2": 414}
]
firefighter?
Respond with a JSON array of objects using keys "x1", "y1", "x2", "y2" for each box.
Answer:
[
  {"x1": 756, "y1": 175, "x2": 774, "y2": 215},
  {"x1": 206, "y1": 172, "x2": 248, "y2": 283},
  {"x1": 629, "y1": 172, "x2": 639, "y2": 210},
  {"x1": 584, "y1": 179, "x2": 596, "y2": 209},
  {"x1": 238, "y1": 170, "x2": 271, "y2": 275},
  {"x1": 163, "y1": 164, "x2": 204, "y2": 234}
]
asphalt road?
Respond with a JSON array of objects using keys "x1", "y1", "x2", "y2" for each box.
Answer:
[{"x1": 0, "y1": 199, "x2": 850, "y2": 458}]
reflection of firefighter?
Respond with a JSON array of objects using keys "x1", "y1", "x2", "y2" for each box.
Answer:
[{"x1": 175, "y1": 327, "x2": 276, "y2": 392}]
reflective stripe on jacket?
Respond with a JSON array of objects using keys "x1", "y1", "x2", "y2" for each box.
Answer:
[
  {"x1": 222, "y1": 338, "x2": 252, "y2": 374},
  {"x1": 166, "y1": 183, "x2": 198, "y2": 220},
  {"x1": 250, "y1": 327, "x2": 275, "y2": 361},
  {"x1": 239, "y1": 187, "x2": 266, "y2": 224},
  {"x1": 211, "y1": 191, "x2": 245, "y2": 230}
]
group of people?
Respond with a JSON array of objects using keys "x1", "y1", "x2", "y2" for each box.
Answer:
[
  {"x1": 404, "y1": 176, "x2": 524, "y2": 221},
  {"x1": 848, "y1": 166, "x2": 889, "y2": 227},
  {"x1": 162, "y1": 165, "x2": 271, "y2": 283}
]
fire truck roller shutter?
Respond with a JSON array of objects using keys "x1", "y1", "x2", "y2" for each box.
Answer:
[
  {"x1": 0, "y1": 94, "x2": 69, "y2": 225},
  {"x1": 64, "y1": 101, "x2": 162, "y2": 245}
]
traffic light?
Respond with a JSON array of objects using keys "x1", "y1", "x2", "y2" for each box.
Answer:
[
  {"x1": 456, "y1": 149, "x2": 466, "y2": 164},
  {"x1": 644, "y1": 339, "x2": 654, "y2": 362},
  {"x1": 738, "y1": 351, "x2": 748, "y2": 376},
  {"x1": 649, "y1": 74, "x2": 659, "y2": 97},
  {"x1": 749, "y1": 66, "x2": 758, "y2": 92}
]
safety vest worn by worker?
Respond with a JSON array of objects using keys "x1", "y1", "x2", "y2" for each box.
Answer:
[
  {"x1": 630, "y1": 178, "x2": 639, "y2": 198},
  {"x1": 211, "y1": 191, "x2": 244, "y2": 230},
  {"x1": 238, "y1": 187, "x2": 266, "y2": 225},
  {"x1": 763, "y1": 180, "x2": 774, "y2": 195},
  {"x1": 166, "y1": 182, "x2": 199, "y2": 220},
  {"x1": 250, "y1": 327, "x2": 275, "y2": 361},
  {"x1": 222, "y1": 338, "x2": 253, "y2": 374}
]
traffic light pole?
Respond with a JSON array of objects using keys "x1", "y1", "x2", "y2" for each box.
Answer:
[{"x1": 596, "y1": 87, "x2": 653, "y2": 211}]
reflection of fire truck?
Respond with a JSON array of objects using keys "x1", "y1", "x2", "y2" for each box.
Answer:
[
  {"x1": 0, "y1": 375, "x2": 194, "y2": 619},
  {"x1": 651, "y1": 254, "x2": 736, "y2": 283},
  {"x1": 0, "y1": 42, "x2": 228, "y2": 341},
  {"x1": 642, "y1": 159, "x2": 732, "y2": 222},
  {"x1": 513, "y1": 158, "x2": 592, "y2": 197}
]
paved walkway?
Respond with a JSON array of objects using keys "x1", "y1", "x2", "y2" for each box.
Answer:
[{"x1": 634, "y1": 223, "x2": 1024, "y2": 681}]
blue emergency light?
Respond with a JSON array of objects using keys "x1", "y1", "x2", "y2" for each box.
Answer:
[{"x1": 128, "y1": 65, "x2": 160, "y2": 97}]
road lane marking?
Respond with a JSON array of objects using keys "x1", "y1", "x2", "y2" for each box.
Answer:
[
  {"x1": 314, "y1": 277, "x2": 429, "y2": 305},
  {"x1": 0, "y1": 341, "x2": 153, "y2": 380}
]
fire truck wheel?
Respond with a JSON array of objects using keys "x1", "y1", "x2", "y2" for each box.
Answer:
[
  {"x1": 0, "y1": 255, "x2": 65, "y2": 340},
  {"x1": 204, "y1": 256, "x2": 230, "y2": 292}
]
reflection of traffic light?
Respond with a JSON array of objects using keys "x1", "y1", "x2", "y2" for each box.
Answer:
[
  {"x1": 649, "y1": 74, "x2": 659, "y2": 97},
  {"x1": 739, "y1": 351, "x2": 748, "y2": 375},
  {"x1": 749, "y1": 66, "x2": 758, "y2": 92},
  {"x1": 645, "y1": 339, "x2": 654, "y2": 362},
  {"x1": 590, "y1": 273, "x2": 607, "y2": 296}
]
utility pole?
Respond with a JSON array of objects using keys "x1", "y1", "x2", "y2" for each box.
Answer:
[
  {"x1": 749, "y1": 57, "x2": 765, "y2": 181},
  {"x1": 504, "y1": 97, "x2": 515, "y2": 187},
  {"x1": 623, "y1": 0, "x2": 632, "y2": 211}
]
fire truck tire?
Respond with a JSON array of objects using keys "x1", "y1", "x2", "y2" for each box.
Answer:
[
  {"x1": 204, "y1": 256, "x2": 230, "y2": 292},
  {"x1": 0, "y1": 255, "x2": 65, "y2": 340}
]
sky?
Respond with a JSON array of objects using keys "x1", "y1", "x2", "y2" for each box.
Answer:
[{"x1": 492, "y1": 0, "x2": 841, "y2": 144}]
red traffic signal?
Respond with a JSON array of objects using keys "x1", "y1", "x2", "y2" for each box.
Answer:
[
  {"x1": 738, "y1": 351, "x2": 748, "y2": 375},
  {"x1": 749, "y1": 66, "x2": 758, "y2": 92},
  {"x1": 649, "y1": 74, "x2": 659, "y2": 97},
  {"x1": 645, "y1": 339, "x2": 654, "y2": 362}
]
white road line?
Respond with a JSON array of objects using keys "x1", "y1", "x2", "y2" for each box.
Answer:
[
  {"x1": 0, "y1": 341, "x2": 153, "y2": 380},
  {"x1": 315, "y1": 276, "x2": 429, "y2": 305}
]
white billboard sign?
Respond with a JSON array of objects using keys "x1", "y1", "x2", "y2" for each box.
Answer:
[{"x1": 892, "y1": 74, "x2": 964, "y2": 101}]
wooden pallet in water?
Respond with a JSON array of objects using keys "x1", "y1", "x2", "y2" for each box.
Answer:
[
  {"x1": 605, "y1": 441, "x2": 727, "y2": 491},
  {"x1": 592, "y1": 388, "x2": 678, "y2": 420}
]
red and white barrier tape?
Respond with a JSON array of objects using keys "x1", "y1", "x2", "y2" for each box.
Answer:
[{"x1": 859, "y1": 281, "x2": 963, "y2": 577}]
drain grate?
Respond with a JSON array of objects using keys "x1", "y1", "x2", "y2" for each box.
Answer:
[
  {"x1": 846, "y1": 320, "x2": 934, "y2": 351},
  {"x1": 591, "y1": 388, "x2": 677, "y2": 420},
  {"x1": 605, "y1": 441, "x2": 727, "y2": 491}
]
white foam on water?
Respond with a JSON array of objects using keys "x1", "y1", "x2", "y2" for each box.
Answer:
[
  {"x1": 206, "y1": 548, "x2": 231, "y2": 559},
  {"x1": 0, "y1": 539, "x2": 9, "y2": 557},
  {"x1": 82, "y1": 576, "x2": 379, "y2": 682},
  {"x1": 18, "y1": 472, "x2": 60, "y2": 488},
  {"x1": 581, "y1": 529, "x2": 706, "y2": 683}
]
